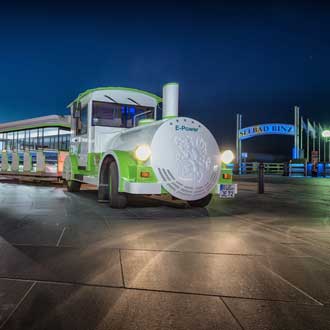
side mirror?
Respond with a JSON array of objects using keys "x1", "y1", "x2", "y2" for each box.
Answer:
[{"x1": 73, "y1": 102, "x2": 81, "y2": 118}]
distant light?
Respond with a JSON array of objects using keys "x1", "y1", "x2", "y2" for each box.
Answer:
[
  {"x1": 129, "y1": 107, "x2": 136, "y2": 114},
  {"x1": 322, "y1": 130, "x2": 330, "y2": 138},
  {"x1": 221, "y1": 150, "x2": 235, "y2": 164}
]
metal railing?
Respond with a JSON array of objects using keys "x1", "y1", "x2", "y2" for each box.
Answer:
[
  {"x1": 288, "y1": 163, "x2": 306, "y2": 177},
  {"x1": 235, "y1": 162, "x2": 284, "y2": 175},
  {"x1": 324, "y1": 163, "x2": 330, "y2": 177},
  {"x1": 234, "y1": 162, "x2": 330, "y2": 177}
]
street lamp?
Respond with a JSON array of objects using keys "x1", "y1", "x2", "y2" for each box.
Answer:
[{"x1": 322, "y1": 130, "x2": 330, "y2": 138}]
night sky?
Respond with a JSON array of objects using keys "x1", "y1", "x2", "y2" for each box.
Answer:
[{"x1": 0, "y1": 2, "x2": 329, "y2": 159}]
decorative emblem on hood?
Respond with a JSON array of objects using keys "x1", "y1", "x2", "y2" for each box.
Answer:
[{"x1": 174, "y1": 135, "x2": 211, "y2": 184}]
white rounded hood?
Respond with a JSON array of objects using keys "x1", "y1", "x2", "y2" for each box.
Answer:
[
  {"x1": 109, "y1": 117, "x2": 220, "y2": 201},
  {"x1": 150, "y1": 117, "x2": 220, "y2": 200}
]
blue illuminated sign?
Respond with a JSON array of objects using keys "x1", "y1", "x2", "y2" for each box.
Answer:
[{"x1": 239, "y1": 123, "x2": 295, "y2": 140}]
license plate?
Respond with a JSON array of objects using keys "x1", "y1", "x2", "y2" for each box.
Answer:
[{"x1": 219, "y1": 184, "x2": 236, "y2": 198}]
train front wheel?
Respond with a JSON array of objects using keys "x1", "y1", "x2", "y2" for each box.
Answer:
[
  {"x1": 109, "y1": 161, "x2": 128, "y2": 209},
  {"x1": 187, "y1": 194, "x2": 212, "y2": 208},
  {"x1": 66, "y1": 180, "x2": 81, "y2": 192}
]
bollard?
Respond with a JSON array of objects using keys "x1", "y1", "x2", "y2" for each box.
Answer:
[
  {"x1": 283, "y1": 162, "x2": 289, "y2": 176},
  {"x1": 304, "y1": 160, "x2": 308, "y2": 177},
  {"x1": 258, "y1": 162, "x2": 264, "y2": 194}
]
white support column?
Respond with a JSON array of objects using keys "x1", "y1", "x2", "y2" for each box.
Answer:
[
  {"x1": 23, "y1": 149, "x2": 32, "y2": 172},
  {"x1": 1, "y1": 151, "x2": 9, "y2": 172},
  {"x1": 11, "y1": 151, "x2": 19, "y2": 172},
  {"x1": 36, "y1": 150, "x2": 46, "y2": 172}
]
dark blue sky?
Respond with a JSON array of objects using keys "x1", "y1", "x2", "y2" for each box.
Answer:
[{"x1": 1, "y1": 2, "x2": 329, "y2": 156}]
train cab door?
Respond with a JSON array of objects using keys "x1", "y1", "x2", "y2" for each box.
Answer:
[{"x1": 72, "y1": 102, "x2": 89, "y2": 169}]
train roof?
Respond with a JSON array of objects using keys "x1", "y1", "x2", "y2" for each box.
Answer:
[
  {"x1": 68, "y1": 87, "x2": 162, "y2": 107},
  {"x1": 0, "y1": 115, "x2": 71, "y2": 133}
]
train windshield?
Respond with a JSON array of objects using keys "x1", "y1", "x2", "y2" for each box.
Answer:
[{"x1": 92, "y1": 101, "x2": 154, "y2": 128}]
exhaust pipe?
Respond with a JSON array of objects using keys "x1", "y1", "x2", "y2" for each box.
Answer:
[{"x1": 162, "y1": 83, "x2": 179, "y2": 119}]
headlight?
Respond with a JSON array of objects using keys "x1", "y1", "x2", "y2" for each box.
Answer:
[
  {"x1": 221, "y1": 150, "x2": 234, "y2": 164},
  {"x1": 134, "y1": 145, "x2": 152, "y2": 162}
]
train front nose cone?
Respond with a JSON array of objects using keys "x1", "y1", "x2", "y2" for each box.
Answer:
[{"x1": 151, "y1": 117, "x2": 220, "y2": 201}]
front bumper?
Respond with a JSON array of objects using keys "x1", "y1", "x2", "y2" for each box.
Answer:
[
  {"x1": 123, "y1": 181, "x2": 237, "y2": 199},
  {"x1": 124, "y1": 181, "x2": 162, "y2": 194}
]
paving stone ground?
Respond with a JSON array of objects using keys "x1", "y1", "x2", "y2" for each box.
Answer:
[{"x1": 0, "y1": 176, "x2": 330, "y2": 329}]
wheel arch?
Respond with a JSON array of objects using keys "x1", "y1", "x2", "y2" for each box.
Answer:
[
  {"x1": 98, "y1": 151, "x2": 120, "y2": 188},
  {"x1": 98, "y1": 150, "x2": 137, "y2": 196},
  {"x1": 63, "y1": 153, "x2": 79, "y2": 181}
]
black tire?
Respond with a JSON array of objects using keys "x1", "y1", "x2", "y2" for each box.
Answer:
[
  {"x1": 187, "y1": 194, "x2": 212, "y2": 208},
  {"x1": 67, "y1": 180, "x2": 81, "y2": 192},
  {"x1": 109, "y1": 161, "x2": 128, "y2": 209}
]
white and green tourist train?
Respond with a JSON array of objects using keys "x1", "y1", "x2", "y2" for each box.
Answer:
[{"x1": 62, "y1": 83, "x2": 237, "y2": 208}]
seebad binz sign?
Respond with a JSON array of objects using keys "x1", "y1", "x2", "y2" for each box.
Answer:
[
  {"x1": 239, "y1": 123, "x2": 295, "y2": 141},
  {"x1": 236, "y1": 110, "x2": 301, "y2": 163}
]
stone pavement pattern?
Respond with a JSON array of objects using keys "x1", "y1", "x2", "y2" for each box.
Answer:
[{"x1": 0, "y1": 176, "x2": 330, "y2": 329}]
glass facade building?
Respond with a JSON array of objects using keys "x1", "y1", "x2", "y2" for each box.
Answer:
[
  {"x1": 0, "y1": 127, "x2": 70, "y2": 151},
  {"x1": 0, "y1": 115, "x2": 71, "y2": 152},
  {"x1": 0, "y1": 115, "x2": 71, "y2": 175}
]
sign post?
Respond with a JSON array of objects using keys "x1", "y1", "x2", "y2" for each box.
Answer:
[
  {"x1": 294, "y1": 106, "x2": 300, "y2": 159},
  {"x1": 300, "y1": 116, "x2": 305, "y2": 159},
  {"x1": 236, "y1": 114, "x2": 242, "y2": 174},
  {"x1": 236, "y1": 110, "x2": 326, "y2": 170},
  {"x1": 307, "y1": 127, "x2": 310, "y2": 162}
]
